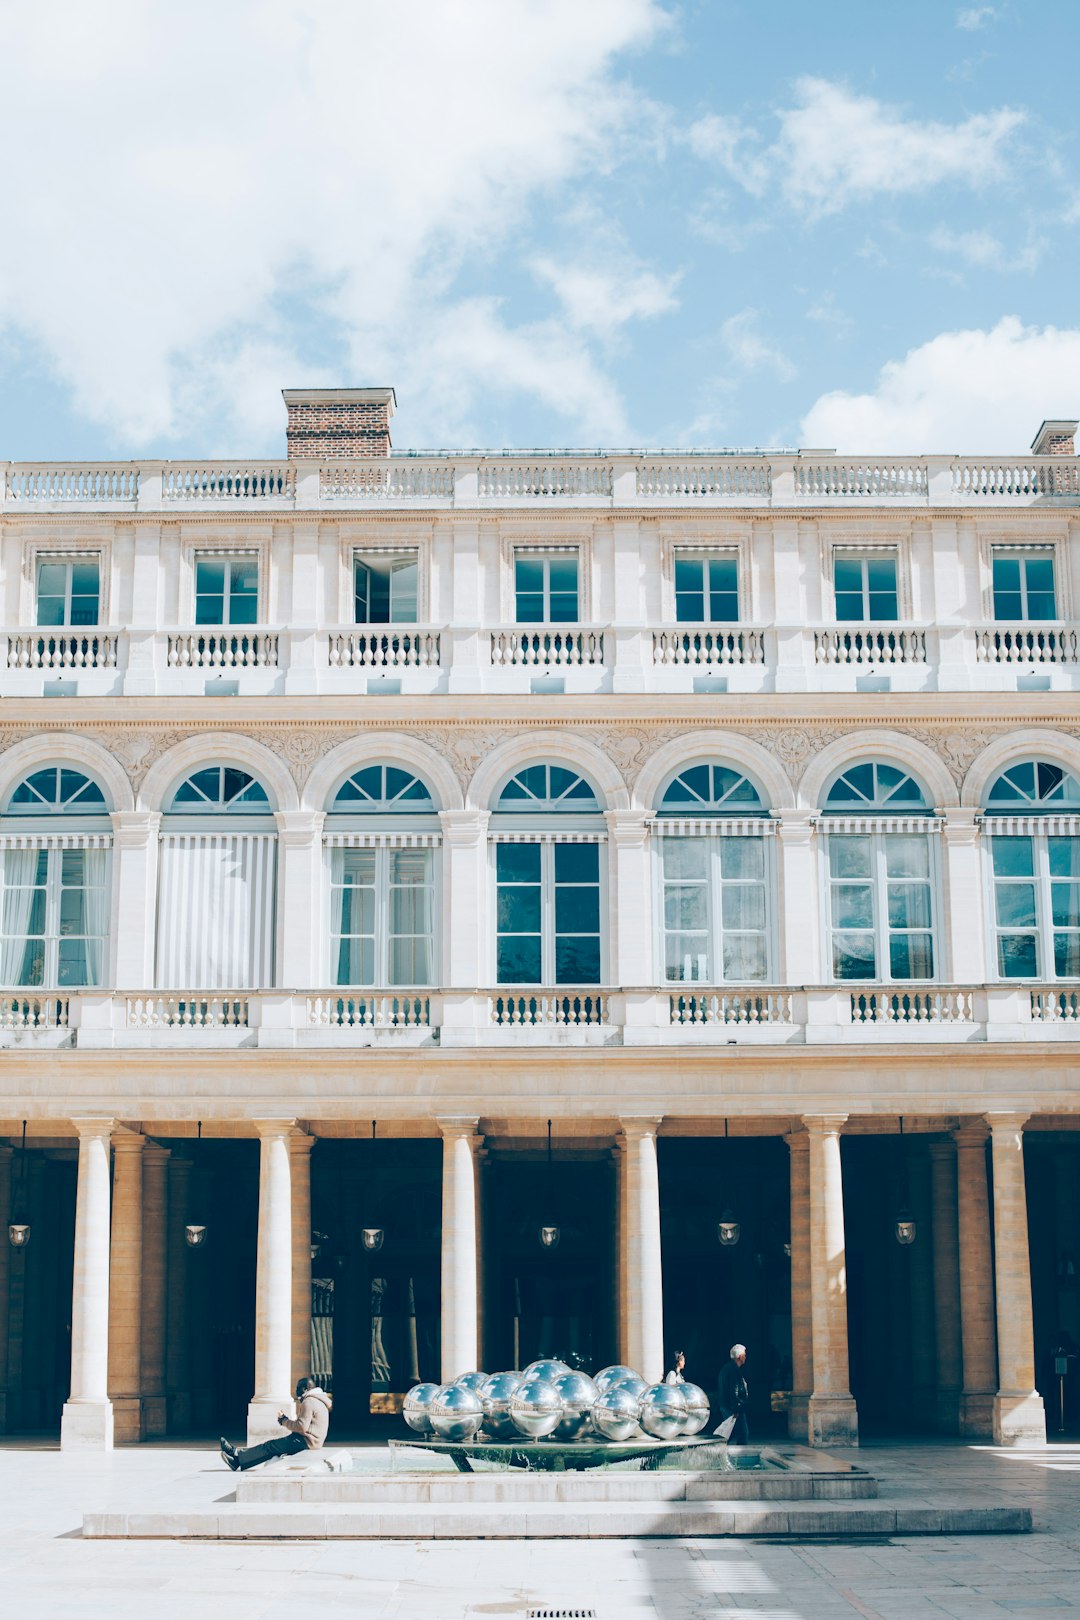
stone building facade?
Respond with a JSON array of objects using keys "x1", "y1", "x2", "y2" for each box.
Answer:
[{"x1": 0, "y1": 390, "x2": 1078, "y2": 1448}]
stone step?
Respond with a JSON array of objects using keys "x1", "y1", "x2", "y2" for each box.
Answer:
[
  {"x1": 236, "y1": 1471, "x2": 877, "y2": 1503},
  {"x1": 82, "y1": 1497, "x2": 1031, "y2": 1540}
]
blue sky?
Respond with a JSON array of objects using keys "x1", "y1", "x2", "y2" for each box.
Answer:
[{"x1": 1, "y1": 0, "x2": 1077, "y2": 459}]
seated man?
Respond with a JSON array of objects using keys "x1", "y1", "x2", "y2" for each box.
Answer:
[{"x1": 221, "y1": 1377, "x2": 332, "y2": 1471}]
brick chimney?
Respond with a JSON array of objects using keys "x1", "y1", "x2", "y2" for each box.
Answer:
[
  {"x1": 282, "y1": 387, "x2": 396, "y2": 458},
  {"x1": 1031, "y1": 419, "x2": 1077, "y2": 456}
]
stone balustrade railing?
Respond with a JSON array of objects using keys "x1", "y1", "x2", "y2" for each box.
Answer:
[
  {"x1": 5, "y1": 630, "x2": 120, "y2": 670},
  {"x1": 813, "y1": 627, "x2": 929, "y2": 667},
  {"x1": 5, "y1": 984, "x2": 1077, "y2": 1049},
  {"x1": 3, "y1": 452, "x2": 1077, "y2": 510}
]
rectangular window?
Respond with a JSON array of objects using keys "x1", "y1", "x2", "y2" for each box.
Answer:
[
  {"x1": 514, "y1": 553, "x2": 579, "y2": 624},
  {"x1": 660, "y1": 836, "x2": 768, "y2": 982},
  {"x1": 0, "y1": 846, "x2": 108, "y2": 988},
  {"x1": 36, "y1": 558, "x2": 100, "y2": 627},
  {"x1": 195, "y1": 555, "x2": 259, "y2": 625},
  {"x1": 354, "y1": 552, "x2": 419, "y2": 624},
  {"x1": 496, "y1": 841, "x2": 601, "y2": 984},
  {"x1": 331, "y1": 846, "x2": 435, "y2": 987},
  {"x1": 992, "y1": 551, "x2": 1057, "y2": 621},
  {"x1": 991, "y1": 834, "x2": 1080, "y2": 979},
  {"x1": 827, "y1": 833, "x2": 934, "y2": 981},
  {"x1": 834, "y1": 552, "x2": 899, "y2": 622},
  {"x1": 674, "y1": 555, "x2": 739, "y2": 624}
]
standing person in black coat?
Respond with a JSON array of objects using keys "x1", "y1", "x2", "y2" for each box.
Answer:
[{"x1": 717, "y1": 1343, "x2": 749, "y2": 1444}]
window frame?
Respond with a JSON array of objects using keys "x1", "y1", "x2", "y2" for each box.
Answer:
[
  {"x1": 353, "y1": 549, "x2": 421, "y2": 625},
  {"x1": 820, "y1": 827, "x2": 940, "y2": 984},
  {"x1": 193, "y1": 553, "x2": 261, "y2": 627},
  {"x1": 513, "y1": 550, "x2": 580, "y2": 625},
  {"x1": 0, "y1": 844, "x2": 110, "y2": 989},
  {"x1": 985, "y1": 828, "x2": 1080, "y2": 982},
  {"x1": 991, "y1": 547, "x2": 1058, "y2": 622},
  {"x1": 491, "y1": 838, "x2": 606, "y2": 987},
  {"x1": 656, "y1": 832, "x2": 773, "y2": 985},
  {"x1": 672, "y1": 552, "x2": 740, "y2": 625},
  {"x1": 328, "y1": 842, "x2": 439, "y2": 988},
  {"x1": 831, "y1": 549, "x2": 900, "y2": 623},
  {"x1": 502, "y1": 539, "x2": 591, "y2": 622},
  {"x1": 34, "y1": 556, "x2": 101, "y2": 628}
]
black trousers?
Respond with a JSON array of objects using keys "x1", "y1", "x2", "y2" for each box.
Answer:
[
  {"x1": 234, "y1": 1432, "x2": 308, "y2": 1471},
  {"x1": 728, "y1": 1412, "x2": 750, "y2": 1445}
]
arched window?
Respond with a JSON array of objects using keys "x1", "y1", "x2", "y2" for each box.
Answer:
[
  {"x1": 492, "y1": 764, "x2": 602, "y2": 986},
  {"x1": 1, "y1": 768, "x2": 110, "y2": 989},
  {"x1": 655, "y1": 764, "x2": 769, "y2": 984},
  {"x1": 157, "y1": 764, "x2": 275, "y2": 989},
  {"x1": 984, "y1": 761, "x2": 1080, "y2": 980},
  {"x1": 821, "y1": 761, "x2": 935, "y2": 983},
  {"x1": 327, "y1": 765, "x2": 438, "y2": 988}
]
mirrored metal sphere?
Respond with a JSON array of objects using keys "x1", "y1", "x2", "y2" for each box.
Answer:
[
  {"x1": 610, "y1": 1372, "x2": 647, "y2": 1401},
  {"x1": 592, "y1": 1385, "x2": 641, "y2": 1441},
  {"x1": 551, "y1": 1371, "x2": 599, "y2": 1440},
  {"x1": 593, "y1": 1364, "x2": 636, "y2": 1394},
  {"x1": 638, "y1": 1383, "x2": 688, "y2": 1440},
  {"x1": 402, "y1": 1381, "x2": 441, "y2": 1435},
  {"x1": 509, "y1": 1378, "x2": 563, "y2": 1438},
  {"x1": 679, "y1": 1381, "x2": 710, "y2": 1436},
  {"x1": 521, "y1": 1358, "x2": 571, "y2": 1384},
  {"x1": 479, "y1": 1371, "x2": 523, "y2": 1439},
  {"x1": 429, "y1": 1383, "x2": 484, "y2": 1441},
  {"x1": 451, "y1": 1370, "x2": 489, "y2": 1395}
]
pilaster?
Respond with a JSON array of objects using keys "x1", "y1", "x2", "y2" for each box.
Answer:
[
  {"x1": 804, "y1": 1114, "x2": 858, "y2": 1446},
  {"x1": 987, "y1": 1112, "x2": 1046, "y2": 1446},
  {"x1": 61, "y1": 1118, "x2": 116, "y2": 1450}
]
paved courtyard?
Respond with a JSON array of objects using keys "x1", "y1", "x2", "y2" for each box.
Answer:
[{"x1": 1, "y1": 1438, "x2": 1079, "y2": 1618}]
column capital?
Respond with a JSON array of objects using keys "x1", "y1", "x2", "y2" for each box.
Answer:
[
  {"x1": 142, "y1": 1144, "x2": 171, "y2": 1166},
  {"x1": 109, "y1": 810, "x2": 161, "y2": 848},
  {"x1": 439, "y1": 809, "x2": 490, "y2": 846},
  {"x1": 604, "y1": 809, "x2": 650, "y2": 846},
  {"x1": 437, "y1": 1115, "x2": 483, "y2": 1144},
  {"x1": 619, "y1": 1115, "x2": 663, "y2": 1141},
  {"x1": 940, "y1": 807, "x2": 981, "y2": 844},
  {"x1": 287, "y1": 1130, "x2": 316, "y2": 1155},
  {"x1": 274, "y1": 809, "x2": 325, "y2": 847},
  {"x1": 776, "y1": 809, "x2": 816, "y2": 845},
  {"x1": 953, "y1": 1120, "x2": 989, "y2": 1149},
  {"x1": 985, "y1": 1110, "x2": 1030, "y2": 1139},
  {"x1": 252, "y1": 1118, "x2": 299, "y2": 1141},
  {"x1": 69, "y1": 1117, "x2": 117, "y2": 1142},
  {"x1": 801, "y1": 1113, "x2": 848, "y2": 1137},
  {"x1": 784, "y1": 1129, "x2": 810, "y2": 1154},
  {"x1": 110, "y1": 1130, "x2": 146, "y2": 1154}
]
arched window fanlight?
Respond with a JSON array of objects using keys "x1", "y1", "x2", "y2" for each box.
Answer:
[
  {"x1": 495, "y1": 764, "x2": 599, "y2": 813},
  {"x1": 5, "y1": 768, "x2": 107, "y2": 815},
  {"x1": 331, "y1": 765, "x2": 435, "y2": 813},
  {"x1": 985, "y1": 761, "x2": 1080, "y2": 813},
  {"x1": 658, "y1": 764, "x2": 765, "y2": 815},
  {"x1": 167, "y1": 767, "x2": 271, "y2": 813},
  {"x1": 823, "y1": 762, "x2": 929, "y2": 813}
]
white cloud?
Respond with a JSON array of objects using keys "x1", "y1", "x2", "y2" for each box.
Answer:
[
  {"x1": 720, "y1": 309, "x2": 796, "y2": 382},
  {"x1": 0, "y1": 0, "x2": 667, "y2": 449},
  {"x1": 530, "y1": 257, "x2": 681, "y2": 337},
  {"x1": 800, "y1": 317, "x2": 1080, "y2": 452},
  {"x1": 956, "y1": 5, "x2": 997, "y2": 29},
  {"x1": 686, "y1": 114, "x2": 770, "y2": 195},
  {"x1": 929, "y1": 226, "x2": 1043, "y2": 272}
]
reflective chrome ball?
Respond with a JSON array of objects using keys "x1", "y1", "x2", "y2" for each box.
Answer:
[
  {"x1": 638, "y1": 1383, "x2": 688, "y2": 1440},
  {"x1": 551, "y1": 1371, "x2": 599, "y2": 1440},
  {"x1": 451, "y1": 1370, "x2": 489, "y2": 1395},
  {"x1": 509, "y1": 1378, "x2": 563, "y2": 1438},
  {"x1": 592, "y1": 1385, "x2": 642, "y2": 1441},
  {"x1": 610, "y1": 1372, "x2": 647, "y2": 1401},
  {"x1": 522, "y1": 1358, "x2": 571, "y2": 1384},
  {"x1": 480, "y1": 1371, "x2": 523, "y2": 1439},
  {"x1": 593, "y1": 1364, "x2": 637, "y2": 1394},
  {"x1": 429, "y1": 1383, "x2": 484, "y2": 1441},
  {"x1": 680, "y1": 1382, "x2": 710, "y2": 1436},
  {"x1": 402, "y1": 1381, "x2": 441, "y2": 1435}
]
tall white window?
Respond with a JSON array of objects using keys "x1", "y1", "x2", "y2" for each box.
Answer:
[
  {"x1": 155, "y1": 767, "x2": 276, "y2": 989},
  {"x1": 1, "y1": 768, "x2": 110, "y2": 989},
  {"x1": 492, "y1": 765, "x2": 602, "y2": 985},
  {"x1": 822, "y1": 764, "x2": 936, "y2": 982},
  {"x1": 656, "y1": 765, "x2": 770, "y2": 983},
  {"x1": 195, "y1": 556, "x2": 259, "y2": 625},
  {"x1": 36, "y1": 559, "x2": 100, "y2": 627},
  {"x1": 514, "y1": 553, "x2": 579, "y2": 623},
  {"x1": 354, "y1": 553, "x2": 419, "y2": 623},
  {"x1": 993, "y1": 551, "x2": 1056, "y2": 621},
  {"x1": 327, "y1": 766, "x2": 438, "y2": 987},
  {"x1": 674, "y1": 555, "x2": 739, "y2": 623},
  {"x1": 986, "y1": 761, "x2": 1080, "y2": 979},
  {"x1": 833, "y1": 552, "x2": 898, "y2": 622}
]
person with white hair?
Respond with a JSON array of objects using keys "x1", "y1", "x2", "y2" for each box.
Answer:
[{"x1": 715, "y1": 1343, "x2": 749, "y2": 1444}]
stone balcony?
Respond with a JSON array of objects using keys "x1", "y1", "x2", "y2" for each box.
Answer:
[{"x1": 3, "y1": 984, "x2": 1078, "y2": 1050}]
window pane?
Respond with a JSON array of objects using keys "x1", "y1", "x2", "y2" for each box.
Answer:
[
  {"x1": 665, "y1": 934, "x2": 709, "y2": 982},
  {"x1": 516, "y1": 593, "x2": 545, "y2": 623},
  {"x1": 675, "y1": 557, "x2": 705, "y2": 623},
  {"x1": 37, "y1": 562, "x2": 67, "y2": 596},
  {"x1": 887, "y1": 881, "x2": 933, "y2": 929},
  {"x1": 555, "y1": 934, "x2": 600, "y2": 984},
  {"x1": 833, "y1": 883, "x2": 874, "y2": 929},
  {"x1": 498, "y1": 935, "x2": 542, "y2": 983},
  {"x1": 548, "y1": 557, "x2": 578, "y2": 593},
  {"x1": 829, "y1": 838, "x2": 872, "y2": 879},
  {"x1": 993, "y1": 557, "x2": 1021, "y2": 593},
  {"x1": 835, "y1": 591, "x2": 865, "y2": 622},
  {"x1": 1052, "y1": 883, "x2": 1080, "y2": 929},
  {"x1": 497, "y1": 844, "x2": 542, "y2": 883},
  {"x1": 885, "y1": 836, "x2": 929, "y2": 879},
  {"x1": 889, "y1": 933, "x2": 934, "y2": 980},
  {"x1": 389, "y1": 937, "x2": 432, "y2": 984},
  {"x1": 1049, "y1": 838, "x2": 1080, "y2": 878},
  {"x1": 664, "y1": 884, "x2": 708, "y2": 931},
  {"x1": 57, "y1": 938, "x2": 90, "y2": 987},
  {"x1": 354, "y1": 562, "x2": 372, "y2": 622},
  {"x1": 554, "y1": 843, "x2": 599, "y2": 883},
  {"x1": 1053, "y1": 933, "x2": 1080, "y2": 977},
  {"x1": 833, "y1": 556, "x2": 863, "y2": 593},
  {"x1": 662, "y1": 838, "x2": 707, "y2": 880},
  {"x1": 548, "y1": 592, "x2": 578, "y2": 623},
  {"x1": 228, "y1": 558, "x2": 259, "y2": 624},
  {"x1": 721, "y1": 885, "x2": 765, "y2": 930},
  {"x1": 515, "y1": 556, "x2": 544, "y2": 591},
  {"x1": 721, "y1": 838, "x2": 764, "y2": 881},
  {"x1": 998, "y1": 934, "x2": 1037, "y2": 978},
  {"x1": 995, "y1": 884, "x2": 1037, "y2": 928},
  {"x1": 992, "y1": 838, "x2": 1034, "y2": 878},
  {"x1": 497, "y1": 884, "x2": 542, "y2": 933},
  {"x1": 335, "y1": 938, "x2": 375, "y2": 985},
  {"x1": 555, "y1": 884, "x2": 600, "y2": 934},
  {"x1": 389, "y1": 559, "x2": 418, "y2": 622},
  {"x1": 722, "y1": 935, "x2": 767, "y2": 981},
  {"x1": 833, "y1": 934, "x2": 876, "y2": 979},
  {"x1": 707, "y1": 557, "x2": 739, "y2": 623}
]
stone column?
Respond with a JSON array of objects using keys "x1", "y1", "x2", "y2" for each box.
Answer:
[
  {"x1": 248, "y1": 1121, "x2": 296, "y2": 1442},
  {"x1": 804, "y1": 1115, "x2": 858, "y2": 1446},
  {"x1": 61, "y1": 1119, "x2": 115, "y2": 1449},
  {"x1": 140, "y1": 1145, "x2": 170, "y2": 1437},
  {"x1": 289, "y1": 1132, "x2": 314, "y2": 1386},
  {"x1": 785, "y1": 1130, "x2": 813, "y2": 1441},
  {"x1": 929, "y1": 1139, "x2": 962, "y2": 1432},
  {"x1": 165, "y1": 1155, "x2": 192, "y2": 1431},
  {"x1": 953, "y1": 1122, "x2": 997, "y2": 1437},
  {"x1": 438, "y1": 1117, "x2": 482, "y2": 1382},
  {"x1": 988, "y1": 1112, "x2": 1046, "y2": 1445},
  {"x1": 107, "y1": 1131, "x2": 145, "y2": 1442},
  {"x1": 0, "y1": 1146, "x2": 11, "y2": 1432},
  {"x1": 621, "y1": 1118, "x2": 664, "y2": 1383}
]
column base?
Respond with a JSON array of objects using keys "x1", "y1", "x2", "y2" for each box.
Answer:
[
  {"x1": 959, "y1": 1391, "x2": 995, "y2": 1438},
  {"x1": 993, "y1": 1391, "x2": 1046, "y2": 1446},
  {"x1": 142, "y1": 1395, "x2": 167, "y2": 1438},
  {"x1": 61, "y1": 1399, "x2": 114, "y2": 1450},
  {"x1": 787, "y1": 1392, "x2": 811, "y2": 1442},
  {"x1": 935, "y1": 1388, "x2": 961, "y2": 1434},
  {"x1": 808, "y1": 1392, "x2": 859, "y2": 1447},
  {"x1": 110, "y1": 1395, "x2": 144, "y2": 1444},
  {"x1": 247, "y1": 1397, "x2": 295, "y2": 1445}
]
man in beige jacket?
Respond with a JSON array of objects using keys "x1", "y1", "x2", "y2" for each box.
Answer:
[{"x1": 220, "y1": 1376, "x2": 332, "y2": 1471}]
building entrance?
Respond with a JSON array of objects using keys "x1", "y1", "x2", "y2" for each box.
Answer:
[
  {"x1": 483, "y1": 1152, "x2": 616, "y2": 1374},
  {"x1": 2, "y1": 1143, "x2": 75, "y2": 1434},
  {"x1": 1026, "y1": 1134, "x2": 1080, "y2": 1435}
]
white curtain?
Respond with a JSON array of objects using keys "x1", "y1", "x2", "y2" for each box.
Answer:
[
  {"x1": 81, "y1": 848, "x2": 110, "y2": 987},
  {"x1": 0, "y1": 848, "x2": 38, "y2": 988},
  {"x1": 155, "y1": 833, "x2": 276, "y2": 989}
]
